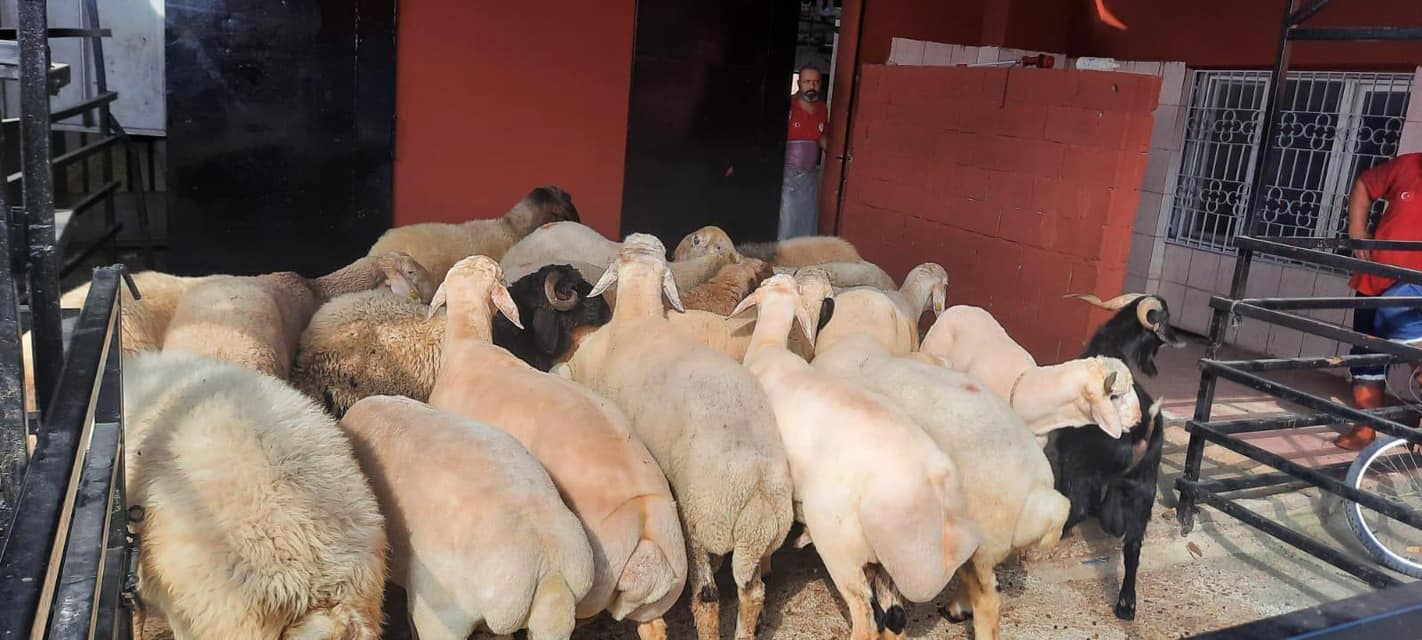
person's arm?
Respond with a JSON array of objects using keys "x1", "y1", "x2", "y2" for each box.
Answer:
[{"x1": 1347, "y1": 177, "x2": 1375, "y2": 262}]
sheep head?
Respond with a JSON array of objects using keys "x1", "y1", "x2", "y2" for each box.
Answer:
[
  {"x1": 1065, "y1": 292, "x2": 1185, "y2": 377},
  {"x1": 499, "y1": 264, "x2": 611, "y2": 369},
  {"x1": 427, "y1": 255, "x2": 523, "y2": 330},
  {"x1": 672, "y1": 225, "x2": 737, "y2": 262},
  {"x1": 590, "y1": 233, "x2": 683, "y2": 313},
  {"x1": 506, "y1": 185, "x2": 580, "y2": 235},
  {"x1": 1075, "y1": 356, "x2": 1141, "y2": 439},
  {"x1": 729, "y1": 274, "x2": 817, "y2": 344},
  {"x1": 372, "y1": 251, "x2": 437, "y2": 304},
  {"x1": 905, "y1": 262, "x2": 948, "y2": 317}
]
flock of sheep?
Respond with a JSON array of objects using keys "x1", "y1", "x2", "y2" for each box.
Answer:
[{"x1": 32, "y1": 185, "x2": 1185, "y2": 639}]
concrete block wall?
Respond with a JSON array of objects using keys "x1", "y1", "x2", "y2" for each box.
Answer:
[
  {"x1": 886, "y1": 37, "x2": 1422, "y2": 377},
  {"x1": 840, "y1": 63, "x2": 1159, "y2": 362}
]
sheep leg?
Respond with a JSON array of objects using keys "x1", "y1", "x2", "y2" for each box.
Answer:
[
  {"x1": 941, "y1": 569, "x2": 973, "y2": 623},
  {"x1": 636, "y1": 618, "x2": 668, "y2": 640},
  {"x1": 687, "y1": 542, "x2": 720, "y2": 640},
  {"x1": 961, "y1": 561, "x2": 1001, "y2": 640},
  {"x1": 1114, "y1": 485, "x2": 1153, "y2": 621},
  {"x1": 407, "y1": 588, "x2": 477, "y2": 640},
  {"x1": 817, "y1": 554, "x2": 878, "y2": 640},
  {"x1": 733, "y1": 554, "x2": 769, "y2": 640}
]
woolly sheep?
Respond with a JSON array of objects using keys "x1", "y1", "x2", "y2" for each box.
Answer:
[
  {"x1": 813, "y1": 262, "x2": 948, "y2": 356},
  {"x1": 679, "y1": 257, "x2": 774, "y2": 315},
  {"x1": 424, "y1": 255, "x2": 687, "y2": 632},
  {"x1": 733, "y1": 275, "x2": 980, "y2": 640},
  {"x1": 290, "y1": 264, "x2": 609, "y2": 416},
  {"x1": 564, "y1": 233, "x2": 794, "y2": 640},
  {"x1": 673, "y1": 224, "x2": 861, "y2": 267},
  {"x1": 368, "y1": 185, "x2": 580, "y2": 285},
  {"x1": 811, "y1": 334, "x2": 1071, "y2": 640},
  {"x1": 122, "y1": 350, "x2": 387, "y2": 639},
  {"x1": 919, "y1": 305, "x2": 1142, "y2": 440},
  {"x1": 340, "y1": 395, "x2": 594, "y2": 640},
  {"x1": 772, "y1": 259, "x2": 897, "y2": 290},
  {"x1": 161, "y1": 253, "x2": 434, "y2": 380}
]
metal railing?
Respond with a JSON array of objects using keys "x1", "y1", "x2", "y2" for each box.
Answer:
[
  {"x1": 1176, "y1": 0, "x2": 1422, "y2": 629},
  {"x1": 0, "y1": 265, "x2": 136, "y2": 639}
]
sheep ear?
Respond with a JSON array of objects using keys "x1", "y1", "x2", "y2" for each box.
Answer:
[
  {"x1": 931, "y1": 284, "x2": 946, "y2": 316},
  {"x1": 492, "y1": 284, "x2": 524, "y2": 330},
  {"x1": 588, "y1": 264, "x2": 618, "y2": 298},
  {"x1": 728, "y1": 289, "x2": 762, "y2": 319},
  {"x1": 662, "y1": 269, "x2": 684, "y2": 313},
  {"x1": 426, "y1": 282, "x2": 448, "y2": 321},
  {"x1": 1091, "y1": 392, "x2": 1126, "y2": 439},
  {"x1": 1103, "y1": 370, "x2": 1118, "y2": 396},
  {"x1": 796, "y1": 303, "x2": 817, "y2": 345}
]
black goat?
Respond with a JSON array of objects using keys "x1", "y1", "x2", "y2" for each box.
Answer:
[
  {"x1": 493, "y1": 263, "x2": 611, "y2": 371},
  {"x1": 1050, "y1": 293, "x2": 1183, "y2": 621}
]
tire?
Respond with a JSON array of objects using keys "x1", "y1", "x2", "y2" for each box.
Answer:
[{"x1": 1344, "y1": 435, "x2": 1422, "y2": 579}]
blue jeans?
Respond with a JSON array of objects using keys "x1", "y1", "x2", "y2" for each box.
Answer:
[{"x1": 1350, "y1": 282, "x2": 1422, "y2": 381}]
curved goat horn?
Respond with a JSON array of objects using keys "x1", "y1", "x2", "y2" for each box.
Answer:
[
  {"x1": 1064, "y1": 292, "x2": 1147, "y2": 311},
  {"x1": 1136, "y1": 295, "x2": 1164, "y2": 329},
  {"x1": 544, "y1": 269, "x2": 578, "y2": 311}
]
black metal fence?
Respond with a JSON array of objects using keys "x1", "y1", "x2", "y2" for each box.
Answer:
[
  {"x1": 0, "y1": 266, "x2": 135, "y2": 639},
  {"x1": 1176, "y1": 0, "x2": 1422, "y2": 631}
]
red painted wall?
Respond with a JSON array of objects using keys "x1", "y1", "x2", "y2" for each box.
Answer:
[
  {"x1": 859, "y1": 0, "x2": 987, "y2": 64},
  {"x1": 840, "y1": 65, "x2": 1158, "y2": 362},
  {"x1": 1072, "y1": 0, "x2": 1422, "y2": 69},
  {"x1": 393, "y1": 0, "x2": 634, "y2": 236}
]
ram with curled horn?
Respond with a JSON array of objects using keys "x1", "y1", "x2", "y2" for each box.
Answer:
[{"x1": 1065, "y1": 292, "x2": 1185, "y2": 363}]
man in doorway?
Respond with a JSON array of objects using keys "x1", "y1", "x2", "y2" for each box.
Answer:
[
  {"x1": 779, "y1": 64, "x2": 829, "y2": 240},
  {"x1": 1338, "y1": 151, "x2": 1422, "y2": 450}
]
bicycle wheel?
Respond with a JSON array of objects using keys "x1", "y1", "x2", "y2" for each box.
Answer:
[{"x1": 1344, "y1": 435, "x2": 1422, "y2": 578}]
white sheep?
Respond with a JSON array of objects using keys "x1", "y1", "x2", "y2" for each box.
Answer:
[
  {"x1": 772, "y1": 259, "x2": 897, "y2": 290},
  {"x1": 424, "y1": 255, "x2": 687, "y2": 634},
  {"x1": 813, "y1": 262, "x2": 948, "y2": 356},
  {"x1": 161, "y1": 253, "x2": 434, "y2": 380},
  {"x1": 673, "y1": 224, "x2": 862, "y2": 267},
  {"x1": 121, "y1": 350, "x2": 387, "y2": 639},
  {"x1": 564, "y1": 233, "x2": 794, "y2": 640},
  {"x1": 810, "y1": 333, "x2": 1071, "y2": 640},
  {"x1": 340, "y1": 395, "x2": 594, "y2": 640},
  {"x1": 919, "y1": 305, "x2": 1141, "y2": 440},
  {"x1": 661, "y1": 266, "x2": 834, "y2": 362},
  {"x1": 733, "y1": 274, "x2": 980, "y2": 640},
  {"x1": 367, "y1": 185, "x2": 581, "y2": 285}
]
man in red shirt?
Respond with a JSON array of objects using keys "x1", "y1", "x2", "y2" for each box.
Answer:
[
  {"x1": 1338, "y1": 152, "x2": 1422, "y2": 450},
  {"x1": 780, "y1": 64, "x2": 829, "y2": 239}
]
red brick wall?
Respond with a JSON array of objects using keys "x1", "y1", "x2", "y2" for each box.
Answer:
[{"x1": 839, "y1": 65, "x2": 1159, "y2": 362}]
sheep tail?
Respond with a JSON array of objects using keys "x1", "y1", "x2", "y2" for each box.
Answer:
[
  {"x1": 609, "y1": 495, "x2": 688, "y2": 621},
  {"x1": 866, "y1": 564, "x2": 908, "y2": 636},
  {"x1": 729, "y1": 485, "x2": 789, "y2": 588},
  {"x1": 525, "y1": 571, "x2": 579, "y2": 640},
  {"x1": 1014, "y1": 487, "x2": 1072, "y2": 551}
]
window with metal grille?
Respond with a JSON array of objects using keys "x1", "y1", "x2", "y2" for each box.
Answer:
[{"x1": 1167, "y1": 70, "x2": 1414, "y2": 254}]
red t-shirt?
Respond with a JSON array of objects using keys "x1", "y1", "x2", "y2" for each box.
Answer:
[
  {"x1": 1350, "y1": 153, "x2": 1422, "y2": 295},
  {"x1": 787, "y1": 98, "x2": 827, "y2": 142}
]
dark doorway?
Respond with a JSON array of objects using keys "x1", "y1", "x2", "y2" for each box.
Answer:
[
  {"x1": 619, "y1": 0, "x2": 800, "y2": 246},
  {"x1": 164, "y1": 0, "x2": 397, "y2": 277}
]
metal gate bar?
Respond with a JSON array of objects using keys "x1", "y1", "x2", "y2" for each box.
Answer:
[{"x1": 1175, "y1": 0, "x2": 1422, "y2": 625}]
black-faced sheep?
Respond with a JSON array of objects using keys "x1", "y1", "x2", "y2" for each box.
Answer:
[
  {"x1": 1051, "y1": 292, "x2": 1183, "y2": 621},
  {"x1": 290, "y1": 264, "x2": 609, "y2": 416}
]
